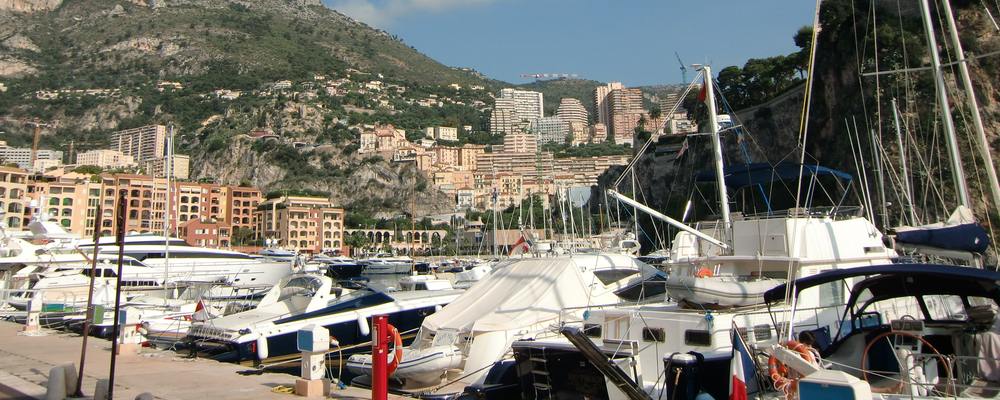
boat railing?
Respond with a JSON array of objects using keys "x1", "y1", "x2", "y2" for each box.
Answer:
[
  {"x1": 818, "y1": 351, "x2": 987, "y2": 396},
  {"x1": 739, "y1": 206, "x2": 864, "y2": 221},
  {"x1": 555, "y1": 300, "x2": 664, "y2": 327},
  {"x1": 732, "y1": 303, "x2": 847, "y2": 340},
  {"x1": 0, "y1": 288, "x2": 85, "y2": 313}
]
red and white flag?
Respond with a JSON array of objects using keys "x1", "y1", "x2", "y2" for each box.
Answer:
[
  {"x1": 192, "y1": 300, "x2": 211, "y2": 322},
  {"x1": 729, "y1": 330, "x2": 755, "y2": 400},
  {"x1": 508, "y1": 234, "x2": 531, "y2": 256},
  {"x1": 729, "y1": 349, "x2": 748, "y2": 400}
]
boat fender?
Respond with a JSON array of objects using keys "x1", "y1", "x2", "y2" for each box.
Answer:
[
  {"x1": 256, "y1": 336, "x2": 269, "y2": 360},
  {"x1": 387, "y1": 323, "x2": 403, "y2": 376},
  {"x1": 357, "y1": 315, "x2": 370, "y2": 336},
  {"x1": 695, "y1": 267, "x2": 713, "y2": 278},
  {"x1": 330, "y1": 336, "x2": 340, "y2": 348},
  {"x1": 434, "y1": 305, "x2": 442, "y2": 312}
]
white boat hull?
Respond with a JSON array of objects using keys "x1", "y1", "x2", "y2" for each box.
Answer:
[
  {"x1": 665, "y1": 275, "x2": 783, "y2": 307},
  {"x1": 347, "y1": 345, "x2": 463, "y2": 386}
]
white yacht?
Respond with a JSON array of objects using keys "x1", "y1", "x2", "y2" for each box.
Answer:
[
  {"x1": 186, "y1": 273, "x2": 463, "y2": 362},
  {"x1": 2, "y1": 232, "x2": 292, "y2": 310},
  {"x1": 361, "y1": 253, "x2": 415, "y2": 274},
  {"x1": 346, "y1": 253, "x2": 663, "y2": 395}
]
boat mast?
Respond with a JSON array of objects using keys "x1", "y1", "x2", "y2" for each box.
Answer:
[
  {"x1": 940, "y1": 0, "x2": 1000, "y2": 213},
  {"x1": 701, "y1": 65, "x2": 731, "y2": 241},
  {"x1": 891, "y1": 99, "x2": 918, "y2": 225},
  {"x1": 164, "y1": 124, "x2": 173, "y2": 300},
  {"x1": 919, "y1": 0, "x2": 971, "y2": 208}
]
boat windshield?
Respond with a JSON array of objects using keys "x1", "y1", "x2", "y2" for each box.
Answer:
[
  {"x1": 277, "y1": 276, "x2": 325, "y2": 302},
  {"x1": 274, "y1": 289, "x2": 394, "y2": 324}
]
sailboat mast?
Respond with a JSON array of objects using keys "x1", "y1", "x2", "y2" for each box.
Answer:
[
  {"x1": 919, "y1": 0, "x2": 971, "y2": 208},
  {"x1": 891, "y1": 99, "x2": 918, "y2": 225},
  {"x1": 164, "y1": 124, "x2": 173, "y2": 300},
  {"x1": 940, "y1": 0, "x2": 1000, "y2": 212},
  {"x1": 702, "y1": 66, "x2": 731, "y2": 236}
]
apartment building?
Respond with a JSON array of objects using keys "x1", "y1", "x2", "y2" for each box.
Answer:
[
  {"x1": 75, "y1": 149, "x2": 136, "y2": 169},
  {"x1": 0, "y1": 166, "x2": 29, "y2": 229},
  {"x1": 608, "y1": 87, "x2": 645, "y2": 144},
  {"x1": 254, "y1": 196, "x2": 345, "y2": 254},
  {"x1": 0, "y1": 143, "x2": 63, "y2": 172},
  {"x1": 110, "y1": 125, "x2": 167, "y2": 163}
]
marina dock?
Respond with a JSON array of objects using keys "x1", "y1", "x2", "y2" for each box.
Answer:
[{"x1": 0, "y1": 321, "x2": 393, "y2": 399}]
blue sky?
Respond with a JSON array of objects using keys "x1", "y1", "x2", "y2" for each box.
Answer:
[{"x1": 321, "y1": 1, "x2": 817, "y2": 86}]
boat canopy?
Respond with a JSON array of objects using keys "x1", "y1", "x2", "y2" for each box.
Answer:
[
  {"x1": 420, "y1": 254, "x2": 646, "y2": 333},
  {"x1": 763, "y1": 264, "x2": 1000, "y2": 304},
  {"x1": 695, "y1": 162, "x2": 853, "y2": 189}
]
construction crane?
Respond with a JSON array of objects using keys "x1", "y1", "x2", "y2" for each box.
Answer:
[
  {"x1": 23, "y1": 119, "x2": 57, "y2": 170},
  {"x1": 520, "y1": 73, "x2": 580, "y2": 81},
  {"x1": 674, "y1": 52, "x2": 688, "y2": 84}
]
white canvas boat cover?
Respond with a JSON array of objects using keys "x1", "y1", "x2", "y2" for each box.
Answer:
[{"x1": 421, "y1": 254, "x2": 641, "y2": 333}]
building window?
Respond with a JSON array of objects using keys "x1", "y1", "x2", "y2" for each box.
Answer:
[
  {"x1": 62, "y1": 198, "x2": 73, "y2": 206},
  {"x1": 49, "y1": 197, "x2": 60, "y2": 206},
  {"x1": 60, "y1": 219, "x2": 71, "y2": 227}
]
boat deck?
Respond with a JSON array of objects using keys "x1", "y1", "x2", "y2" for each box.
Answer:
[{"x1": 0, "y1": 321, "x2": 397, "y2": 399}]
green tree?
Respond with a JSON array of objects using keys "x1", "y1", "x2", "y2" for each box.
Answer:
[
  {"x1": 344, "y1": 232, "x2": 371, "y2": 256},
  {"x1": 231, "y1": 227, "x2": 257, "y2": 246}
]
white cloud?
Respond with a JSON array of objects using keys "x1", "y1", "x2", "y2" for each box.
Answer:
[{"x1": 326, "y1": 0, "x2": 495, "y2": 27}]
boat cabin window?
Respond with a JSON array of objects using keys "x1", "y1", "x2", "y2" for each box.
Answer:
[
  {"x1": 642, "y1": 327, "x2": 665, "y2": 342},
  {"x1": 684, "y1": 330, "x2": 711, "y2": 346},
  {"x1": 594, "y1": 269, "x2": 639, "y2": 285},
  {"x1": 583, "y1": 323, "x2": 602, "y2": 338},
  {"x1": 753, "y1": 324, "x2": 772, "y2": 341}
]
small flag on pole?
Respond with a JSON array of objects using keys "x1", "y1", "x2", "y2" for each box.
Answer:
[
  {"x1": 729, "y1": 329, "x2": 757, "y2": 400},
  {"x1": 508, "y1": 234, "x2": 532, "y2": 256}
]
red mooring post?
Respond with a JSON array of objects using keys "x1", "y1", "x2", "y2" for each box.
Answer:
[{"x1": 372, "y1": 315, "x2": 389, "y2": 400}]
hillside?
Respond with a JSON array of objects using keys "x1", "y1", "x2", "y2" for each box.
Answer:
[
  {"x1": 610, "y1": 0, "x2": 1000, "y2": 245},
  {"x1": 0, "y1": 0, "x2": 505, "y2": 217}
]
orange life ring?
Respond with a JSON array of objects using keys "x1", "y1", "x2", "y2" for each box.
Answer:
[
  {"x1": 695, "y1": 267, "x2": 714, "y2": 278},
  {"x1": 386, "y1": 323, "x2": 403, "y2": 375},
  {"x1": 767, "y1": 340, "x2": 816, "y2": 397}
]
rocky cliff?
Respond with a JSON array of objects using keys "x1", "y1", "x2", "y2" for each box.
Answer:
[{"x1": 600, "y1": 0, "x2": 1000, "y2": 246}]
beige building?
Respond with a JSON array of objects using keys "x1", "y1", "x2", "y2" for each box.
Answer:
[
  {"x1": 145, "y1": 154, "x2": 190, "y2": 180},
  {"x1": 10, "y1": 171, "x2": 262, "y2": 241},
  {"x1": 359, "y1": 124, "x2": 409, "y2": 155},
  {"x1": 76, "y1": 149, "x2": 136, "y2": 169},
  {"x1": 594, "y1": 82, "x2": 624, "y2": 128},
  {"x1": 556, "y1": 98, "x2": 589, "y2": 127},
  {"x1": 608, "y1": 87, "x2": 644, "y2": 145},
  {"x1": 254, "y1": 196, "x2": 345, "y2": 253},
  {"x1": 497, "y1": 132, "x2": 538, "y2": 154},
  {"x1": 345, "y1": 228, "x2": 447, "y2": 254},
  {"x1": 553, "y1": 155, "x2": 630, "y2": 186},
  {"x1": 424, "y1": 126, "x2": 459, "y2": 142},
  {"x1": 0, "y1": 166, "x2": 30, "y2": 229},
  {"x1": 474, "y1": 151, "x2": 554, "y2": 209},
  {"x1": 110, "y1": 125, "x2": 167, "y2": 163}
]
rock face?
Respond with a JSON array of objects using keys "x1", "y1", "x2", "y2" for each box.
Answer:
[
  {"x1": 600, "y1": 0, "x2": 1000, "y2": 250},
  {"x1": 0, "y1": 0, "x2": 61, "y2": 13}
]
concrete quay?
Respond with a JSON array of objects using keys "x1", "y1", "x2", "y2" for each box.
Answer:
[{"x1": 0, "y1": 321, "x2": 394, "y2": 399}]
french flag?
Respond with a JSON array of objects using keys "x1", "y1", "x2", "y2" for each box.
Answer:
[{"x1": 729, "y1": 330, "x2": 757, "y2": 400}]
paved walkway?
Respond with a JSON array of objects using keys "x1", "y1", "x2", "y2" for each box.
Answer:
[{"x1": 0, "y1": 321, "x2": 384, "y2": 399}]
